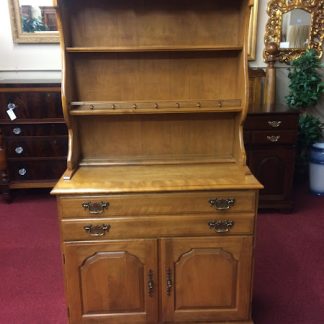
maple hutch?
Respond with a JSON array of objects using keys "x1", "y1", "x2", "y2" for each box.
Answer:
[{"x1": 51, "y1": 0, "x2": 262, "y2": 323}]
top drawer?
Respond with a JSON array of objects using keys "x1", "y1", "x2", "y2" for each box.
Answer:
[
  {"x1": 245, "y1": 113, "x2": 298, "y2": 131},
  {"x1": 1, "y1": 123, "x2": 67, "y2": 136},
  {"x1": 0, "y1": 91, "x2": 63, "y2": 120},
  {"x1": 58, "y1": 190, "x2": 257, "y2": 218}
]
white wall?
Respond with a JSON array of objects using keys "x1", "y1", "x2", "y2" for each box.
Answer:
[{"x1": 0, "y1": 0, "x2": 61, "y2": 80}]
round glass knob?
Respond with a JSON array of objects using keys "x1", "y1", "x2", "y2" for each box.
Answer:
[
  {"x1": 7, "y1": 102, "x2": 16, "y2": 110},
  {"x1": 18, "y1": 168, "x2": 27, "y2": 176},
  {"x1": 15, "y1": 146, "x2": 24, "y2": 154},
  {"x1": 13, "y1": 127, "x2": 22, "y2": 135}
]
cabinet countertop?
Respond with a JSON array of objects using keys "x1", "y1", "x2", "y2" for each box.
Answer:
[{"x1": 52, "y1": 163, "x2": 262, "y2": 195}]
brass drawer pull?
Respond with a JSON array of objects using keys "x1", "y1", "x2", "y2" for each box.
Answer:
[
  {"x1": 209, "y1": 198, "x2": 235, "y2": 210},
  {"x1": 268, "y1": 120, "x2": 282, "y2": 128},
  {"x1": 208, "y1": 220, "x2": 234, "y2": 233},
  {"x1": 148, "y1": 269, "x2": 154, "y2": 297},
  {"x1": 166, "y1": 268, "x2": 173, "y2": 296},
  {"x1": 82, "y1": 201, "x2": 109, "y2": 214},
  {"x1": 267, "y1": 135, "x2": 280, "y2": 142},
  {"x1": 83, "y1": 224, "x2": 110, "y2": 236}
]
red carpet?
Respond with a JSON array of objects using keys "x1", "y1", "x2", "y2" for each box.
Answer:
[{"x1": 0, "y1": 185, "x2": 323, "y2": 324}]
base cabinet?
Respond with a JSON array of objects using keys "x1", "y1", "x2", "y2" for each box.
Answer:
[
  {"x1": 63, "y1": 235, "x2": 253, "y2": 323},
  {"x1": 245, "y1": 112, "x2": 299, "y2": 211},
  {"x1": 247, "y1": 147, "x2": 297, "y2": 210}
]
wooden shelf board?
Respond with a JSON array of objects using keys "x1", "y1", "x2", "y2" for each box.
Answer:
[
  {"x1": 69, "y1": 99, "x2": 242, "y2": 115},
  {"x1": 52, "y1": 163, "x2": 262, "y2": 195},
  {"x1": 79, "y1": 156, "x2": 237, "y2": 166},
  {"x1": 66, "y1": 45, "x2": 243, "y2": 53},
  {"x1": 70, "y1": 107, "x2": 242, "y2": 115}
]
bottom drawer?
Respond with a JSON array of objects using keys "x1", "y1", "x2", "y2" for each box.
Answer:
[
  {"x1": 61, "y1": 214, "x2": 255, "y2": 241},
  {"x1": 8, "y1": 159, "x2": 66, "y2": 181}
]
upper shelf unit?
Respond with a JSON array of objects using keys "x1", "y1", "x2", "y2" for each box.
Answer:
[
  {"x1": 67, "y1": 51, "x2": 246, "y2": 113},
  {"x1": 58, "y1": 0, "x2": 246, "y2": 50}
]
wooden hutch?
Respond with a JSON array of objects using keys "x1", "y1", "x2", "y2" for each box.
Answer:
[{"x1": 52, "y1": 0, "x2": 262, "y2": 323}]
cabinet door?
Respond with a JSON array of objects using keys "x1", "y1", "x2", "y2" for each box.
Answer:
[
  {"x1": 248, "y1": 146, "x2": 296, "y2": 203},
  {"x1": 63, "y1": 239, "x2": 158, "y2": 324},
  {"x1": 160, "y1": 236, "x2": 253, "y2": 323}
]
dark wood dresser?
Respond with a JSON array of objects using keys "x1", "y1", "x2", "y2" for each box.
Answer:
[
  {"x1": 0, "y1": 80, "x2": 67, "y2": 201},
  {"x1": 245, "y1": 111, "x2": 299, "y2": 211}
]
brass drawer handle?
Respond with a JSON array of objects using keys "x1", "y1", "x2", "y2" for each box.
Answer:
[
  {"x1": 267, "y1": 135, "x2": 280, "y2": 142},
  {"x1": 268, "y1": 120, "x2": 282, "y2": 128},
  {"x1": 148, "y1": 269, "x2": 154, "y2": 297},
  {"x1": 82, "y1": 201, "x2": 109, "y2": 214},
  {"x1": 166, "y1": 268, "x2": 173, "y2": 296},
  {"x1": 209, "y1": 198, "x2": 235, "y2": 210},
  {"x1": 208, "y1": 220, "x2": 234, "y2": 233},
  {"x1": 83, "y1": 224, "x2": 110, "y2": 236}
]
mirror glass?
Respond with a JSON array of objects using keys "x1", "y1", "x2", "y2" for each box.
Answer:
[
  {"x1": 9, "y1": 0, "x2": 59, "y2": 43},
  {"x1": 280, "y1": 9, "x2": 311, "y2": 49},
  {"x1": 19, "y1": 0, "x2": 57, "y2": 33}
]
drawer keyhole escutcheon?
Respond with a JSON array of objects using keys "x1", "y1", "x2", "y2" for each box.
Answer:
[
  {"x1": 83, "y1": 224, "x2": 110, "y2": 236},
  {"x1": 208, "y1": 220, "x2": 234, "y2": 233},
  {"x1": 209, "y1": 198, "x2": 235, "y2": 210},
  {"x1": 82, "y1": 201, "x2": 109, "y2": 214}
]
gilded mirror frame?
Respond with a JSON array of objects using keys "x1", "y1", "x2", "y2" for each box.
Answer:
[
  {"x1": 264, "y1": 0, "x2": 323, "y2": 63},
  {"x1": 8, "y1": 0, "x2": 59, "y2": 43},
  {"x1": 248, "y1": 0, "x2": 259, "y2": 61}
]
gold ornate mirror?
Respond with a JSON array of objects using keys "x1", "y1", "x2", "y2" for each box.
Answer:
[
  {"x1": 8, "y1": 0, "x2": 59, "y2": 43},
  {"x1": 264, "y1": 0, "x2": 323, "y2": 63}
]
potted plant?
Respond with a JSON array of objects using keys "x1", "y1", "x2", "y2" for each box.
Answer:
[{"x1": 285, "y1": 49, "x2": 324, "y2": 180}]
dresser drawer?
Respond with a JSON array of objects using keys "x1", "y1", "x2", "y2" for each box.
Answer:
[
  {"x1": 58, "y1": 190, "x2": 256, "y2": 218},
  {"x1": 6, "y1": 136, "x2": 68, "y2": 158},
  {"x1": 1, "y1": 124, "x2": 67, "y2": 136},
  {"x1": 0, "y1": 91, "x2": 63, "y2": 120},
  {"x1": 8, "y1": 159, "x2": 66, "y2": 181},
  {"x1": 61, "y1": 213, "x2": 255, "y2": 240},
  {"x1": 250, "y1": 130, "x2": 297, "y2": 145},
  {"x1": 245, "y1": 113, "x2": 298, "y2": 130}
]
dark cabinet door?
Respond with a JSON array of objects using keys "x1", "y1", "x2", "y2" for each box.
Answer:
[{"x1": 248, "y1": 146, "x2": 296, "y2": 209}]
